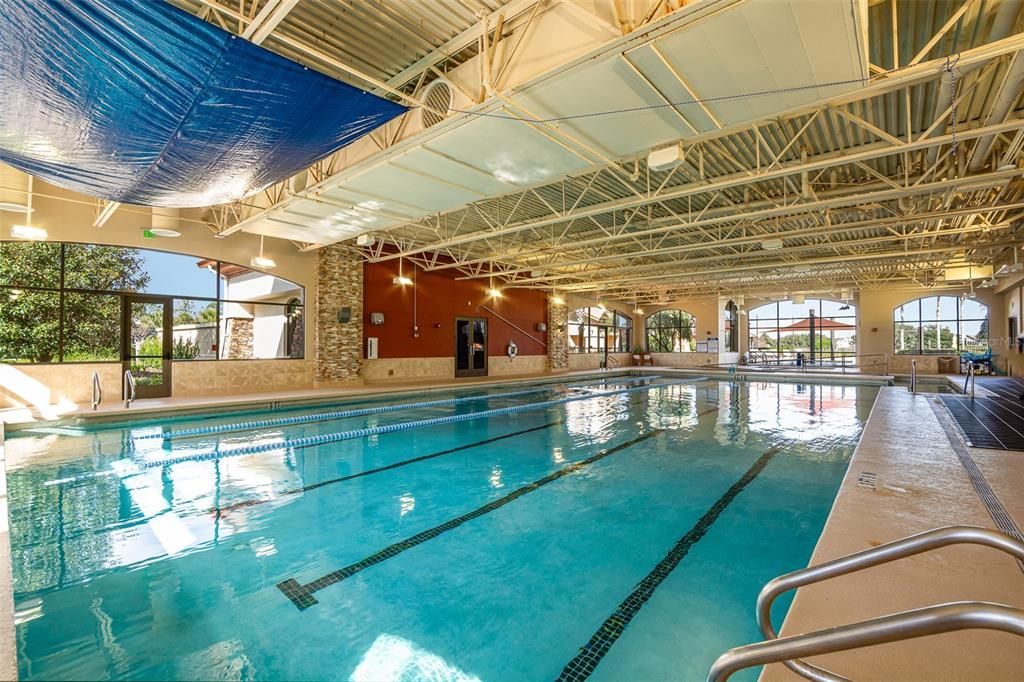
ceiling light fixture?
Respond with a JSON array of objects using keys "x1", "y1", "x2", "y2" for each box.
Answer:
[
  {"x1": 0, "y1": 202, "x2": 32, "y2": 213},
  {"x1": 486, "y1": 276, "x2": 501, "y2": 298},
  {"x1": 10, "y1": 224, "x2": 47, "y2": 241},
  {"x1": 761, "y1": 238, "x2": 783, "y2": 250},
  {"x1": 393, "y1": 257, "x2": 412, "y2": 285},
  {"x1": 551, "y1": 293, "x2": 565, "y2": 305},
  {"x1": 250, "y1": 234, "x2": 276, "y2": 269}
]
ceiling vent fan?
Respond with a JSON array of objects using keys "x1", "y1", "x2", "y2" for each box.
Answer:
[{"x1": 421, "y1": 79, "x2": 455, "y2": 129}]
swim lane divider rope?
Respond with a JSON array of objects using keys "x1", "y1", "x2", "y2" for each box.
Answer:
[
  {"x1": 130, "y1": 378, "x2": 704, "y2": 471},
  {"x1": 143, "y1": 375, "x2": 665, "y2": 442}
]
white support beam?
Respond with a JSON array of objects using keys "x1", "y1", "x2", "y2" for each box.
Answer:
[
  {"x1": 93, "y1": 200, "x2": 121, "y2": 228},
  {"x1": 372, "y1": 119, "x2": 1024, "y2": 261},
  {"x1": 243, "y1": 0, "x2": 300, "y2": 45}
]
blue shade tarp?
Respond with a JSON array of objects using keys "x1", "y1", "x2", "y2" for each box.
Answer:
[{"x1": 0, "y1": 0, "x2": 407, "y2": 207}]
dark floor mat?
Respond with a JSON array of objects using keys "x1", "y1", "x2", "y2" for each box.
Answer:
[
  {"x1": 939, "y1": 395, "x2": 1024, "y2": 450},
  {"x1": 973, "y1": 376, "x2": 1024, "y2": 401}
]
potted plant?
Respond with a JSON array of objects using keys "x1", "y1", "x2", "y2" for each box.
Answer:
[{"x1": 632, "y1": 345, "x2": 643, "y2": 365}]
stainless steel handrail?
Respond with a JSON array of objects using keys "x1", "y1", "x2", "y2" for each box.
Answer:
[
  {"x1": 707, "y1": 602, "x2": 1024, "y2": 682},
  {"x1": 123, "y1": 370, "x2": 136, "y2": 408},
  {"x1": 911, "y1": 359, "x2": 917, "y2": 394},
  {"x1": 754, "y1": 526, "x2": 1024, "y2": 681},
  {"x1": 91, "y1": 371, "x2": 102, "y2": 410},
  {"x1": 963, "y1": 361, "x2": 975, "y2": 397}
]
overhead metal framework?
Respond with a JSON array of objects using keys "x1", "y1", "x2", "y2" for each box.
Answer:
[{"x1": 176, "y1": 0, "x2": 1024, "y2": 303}]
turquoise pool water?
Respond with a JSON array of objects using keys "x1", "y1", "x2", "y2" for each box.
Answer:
[{"x1": 5, "y1": 376, "x2": 878, "y2": 681}]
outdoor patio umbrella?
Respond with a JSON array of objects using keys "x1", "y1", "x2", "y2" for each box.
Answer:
[{"x1": 767, "y1": 317, "x2": 855, "y2": 363}]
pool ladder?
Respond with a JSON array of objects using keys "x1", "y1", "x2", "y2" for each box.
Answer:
[
  {"x1": 90, "y1": 371, "x2": 102, "y2": 410},
  {"x1": 707, "y1": 526, "x2": 1024, "y2": 681},
  {"x1": 123, "y1": 370, "x2": 137, "y2": 408}
]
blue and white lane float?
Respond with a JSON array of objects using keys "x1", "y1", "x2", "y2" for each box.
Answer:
[
  {"x1": 130, "y1": 378, "x2": 705, "y2": 470},
  {"x1": 145, "y1": 374, "x2": 665, "y2": 442}
]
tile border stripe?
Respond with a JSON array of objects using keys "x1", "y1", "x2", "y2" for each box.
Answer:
[
  {"x1": 556, "y1": 444, "x2": 784, "y2": 682},
  {"x1": 276, "y1": 428, "x2": 667, "y2": 610}
]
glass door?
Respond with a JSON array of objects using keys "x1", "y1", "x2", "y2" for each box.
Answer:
[
  {"x1": 455, "y1": 317, "x2": 488, "y2": 377},
  {"x1": 122, "y1": 295, "x2": 173, "y2": 399}
]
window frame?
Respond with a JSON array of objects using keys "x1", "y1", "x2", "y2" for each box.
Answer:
[
  {"x1": 892, "y1": 296, "x2": 989, "y2": 355},
  {"x1": 644, "y1": 309, "x2": 696, "y2": 352},
  {"x1": 568, "y1": 306, "x2": 633, "y2": 354},
  {"x1": 747, "y1": 298, "x2": 858, "y2": 360},
  {"x1": 0, "y1": 241, "x2": 305, "y2": 364}
]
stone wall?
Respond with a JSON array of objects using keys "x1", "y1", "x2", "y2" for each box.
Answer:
[
  {"x1": 315, "y1": 244, "x2": 364, "y2": 383},
  {"x1": 548, "y1": 296, "x2": 569, "y2": 370}
]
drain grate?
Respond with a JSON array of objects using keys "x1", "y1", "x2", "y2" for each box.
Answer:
[
  {"x1": 857, "y1": 471, "x2": 878, "y2": 490},
  {"x1": 931, "y1": 400, "x2": 1024, "y2": 574}
]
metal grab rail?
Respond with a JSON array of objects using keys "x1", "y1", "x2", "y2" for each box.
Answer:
[
  {"x1": 754, "y1": 525, "x2": 1024, "y2": 682},
  {"x1": 123, "y1": 370, "x2": 136, "y2": 408},
  {"x1": 911, "y1": 359, "x2": 917, "y2": 394},
  {"x1": 963, "y1": 361, "x2": 976, "y2": 398},
  {"x1": 91, "y1": 371, "x2": 102, "y2": 410},
  {"x1": 706, "y1": 602, "x2": 1024, "y2": 682}
]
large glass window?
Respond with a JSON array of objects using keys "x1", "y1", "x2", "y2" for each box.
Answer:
[
  {"x1": 748, "y1": 299, "x2": 857, "y2": 363},
  {"x1": 0, "y1": 241, "x2": 304, "y2": 363},
  {"x1": 568, "y1": 307, "x2": 632, "y2": 353},
  {"x1": 645, "y1": 309, "x2": 696, "y2": 352},
  {"x1": 893, "y1": 296, "x2": 989, "y2": 354}
]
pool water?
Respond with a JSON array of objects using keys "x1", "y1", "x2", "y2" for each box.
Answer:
[
  {"x1": 5, "y1": 376, "x2": 878, "y2": 681},
  {"x1": 891, "y1": 377, "x2": 962, "y2": 394}
]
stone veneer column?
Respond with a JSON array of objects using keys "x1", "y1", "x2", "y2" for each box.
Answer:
[
  {"x1": 315, "y1": 244, "x2": 364, "y2": 383},
  {"x1": 547, "y1": 296, "x2": 569, "y2": 370},
  {"x1": 225, "y1": 318, "x2": 253, "y2": 359}
]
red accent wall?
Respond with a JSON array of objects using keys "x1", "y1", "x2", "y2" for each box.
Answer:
[{"x1": 363, "y1": 260, "x2": 548, "y2": 358}]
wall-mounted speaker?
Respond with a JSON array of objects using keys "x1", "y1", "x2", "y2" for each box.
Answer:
[
  {"x1": 337, "y1": 307, "x2": 352, "y2": 323},
  {"x1": 369, "y1": 312, "x2": 385, "y2": 325}
]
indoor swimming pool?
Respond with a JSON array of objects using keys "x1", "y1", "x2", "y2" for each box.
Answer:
[{"x1": 4, "y1": 375, "x2": 879, "y2": 681}]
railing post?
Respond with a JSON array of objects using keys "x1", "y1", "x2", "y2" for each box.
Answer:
[{"x1": 911, "y1": 359, "x2": 917, "y2": 394}]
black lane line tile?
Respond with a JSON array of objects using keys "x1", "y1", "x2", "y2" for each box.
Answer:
[
  {"x1": 555, "y1": 444, "x2": 784, "y2": 682},
  {"x1": 276, "y1": 428, "x2": 668, "y2": 610},
  {"x1": 211, "y1": 420, "x2": 564, "y2": 515}
]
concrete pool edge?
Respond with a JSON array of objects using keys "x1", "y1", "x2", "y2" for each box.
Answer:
[
  {"x1": 0, "y1": 425, "x2": 17, "y2": 681},
  {"x1": 760, "y1": 386, "x2": 1024, "y2": 681}
]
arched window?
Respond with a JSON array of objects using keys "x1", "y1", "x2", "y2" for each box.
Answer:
[
  {"x1": 724, "y1": 300, "x2": 738, "y2": 352},
  {"x1": 645, "y1": 309, "x2": 695, "y2": 352},
  {"x1": 894, "y1": 296, "x2": 989, "y2": 354},
  {"x1": 568, "y1": 307, "x2": 632, "y2": 353},
  {"x1": 749, "y1": 299, "x2": 857, "y2": 362}
]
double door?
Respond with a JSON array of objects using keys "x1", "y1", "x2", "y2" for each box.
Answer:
[{"x1": 455, "y1": 317, "x2": 487, "y2": 377}]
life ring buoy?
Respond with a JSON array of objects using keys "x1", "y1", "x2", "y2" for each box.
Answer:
[{"x1": 507, "y1": 341, "x2": 518, "y2": 359}]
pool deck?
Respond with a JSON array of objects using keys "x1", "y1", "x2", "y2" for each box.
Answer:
[{"x1": 761, "y1": 387, "x2": 1024, "y2": 681}]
